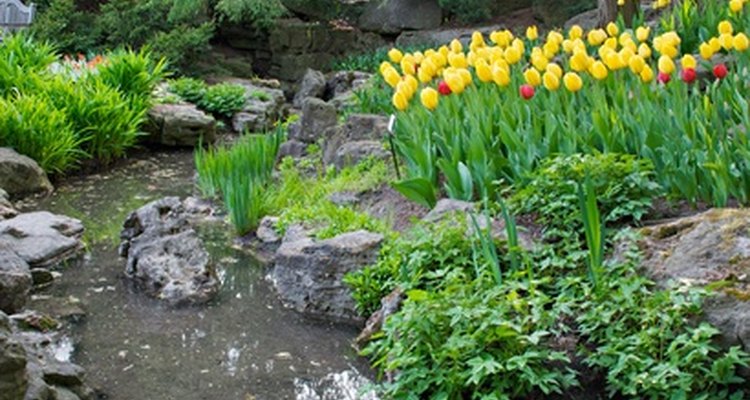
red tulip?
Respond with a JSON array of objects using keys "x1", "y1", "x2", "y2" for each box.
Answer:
[
  {"x1": 681, "y1": 68, "x2": 697, "y2": 84},
  {"x1": 657, "y1": 72, "x2": 671, "y2": 84},
  {"x1": 713, "y1": 63, "x2": 728, "y2": 80},
  {"x1": 438, "y1": 81, "x2": 452, "y2": 95},
  {"x1": 519, "y1": 84, "x2": 535, "y2": 100}
]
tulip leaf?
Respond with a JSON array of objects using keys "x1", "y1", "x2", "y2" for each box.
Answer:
[{"x1": 392, "y1": 177, "x2": 437, "y2": 209}]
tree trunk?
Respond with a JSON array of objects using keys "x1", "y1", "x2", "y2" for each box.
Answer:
[{"x1": 598, "y1": 0, "x2": 639, "y2": 26}]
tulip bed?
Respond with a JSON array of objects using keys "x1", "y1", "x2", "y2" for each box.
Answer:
[{"x1": 381, "y1": 0, "x2": 750, "y2": 208}]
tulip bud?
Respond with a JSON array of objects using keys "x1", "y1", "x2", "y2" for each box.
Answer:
[
  {"x1": 519, "y1": 84, "x2": 535, "y2": 100},
  {"x1": 699, "y1": 42, "x2": 714, "y2": 60},
  {"x1": 392, "y1": 91, "x2": 408, "y2": 111},
  {"x1": 492, "y1": 65, "x2": 511, "y2": 87},
  {"x1": 589, "y1": 61, "x2": 609, "y2": 80},
  {"x1": 475, "y1": 59, "x2": 493, "y2": 83},
  {"x1": 569, "y1": 25, "x2": 583, "y2": 40},
  {"x1": 388, "y1": 48, "x2": 403, "y2": 63},
  {"x1": 526, "y1": 25, "x2": 539, "y2": 41},
  {"x1": 524, "y1": 68, "x2": 542, "y2": 87},
  {"x1": 542, "y1": 71, "x2": 560, "y2": 91},
  {"x1": 658, "y1": 55, "x2": 675, "y2": 74},
  {"x1": 681, "y1": 67, "x2": 697, "y2": 84},
  {"x1": 563, "y1": 72, "x2": 583, "y2": 92},
  {"x1": 734, "y1": 33, "x2": 750, "y2": 51},
  {"x1": 719, "y1": 21, "x2": 734, "y2": 35},
  {"x1": 546, "y1": 63, "x2": 563, "y2": 78},
  {"x1": 420, "y1": 87, "x2": 439, "y2": 111},
  {"x1": 730, "y1": 0, "x2": 743, "y2": 13},
  {"x1": 640, "y1": 65, "x2": 654, "y2": 83},
  {"x1": 636, "y1": 26, "x2": 650, "y2": 42},
  {"x1": 680, "y1": 54, "x2": 697, "y2": 70},
  {"x1": 658, "y1": 71, "x2": 671, "y2": 84},
  {"x1": 713, "y1": 63, "x2": 728, "y2": 80}
]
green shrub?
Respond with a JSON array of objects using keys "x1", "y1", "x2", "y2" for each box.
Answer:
[
  {"x1": 0, "y1": 95, "x2": 81, "y2": 173},
  {"x1": 169, "y1": 77, "x2": 207, "y2": 104},
  {"x1": 438, "y1": 0, "x2": 494, "y2": 23},
  {"x1": 97, "y1": 47, "x2": 168, "y2": 106},
  {"x1": 146, "y1": 23, "x2": 214, "y2": 72},
  {"x1": 0, "y1": 34, "x2": 56, "y2": 96},
  {"x1": 29, "y1": 0, "x2": 99, "y2": 53},
  {"x1": 198, "y1": 83, "x2": 247, "y2": 118}
]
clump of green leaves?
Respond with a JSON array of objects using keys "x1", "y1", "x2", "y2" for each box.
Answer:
[
  {"x1": 198, "y1": 83, "x2": 247, "y2": 118},
  {"x1": 169, "y1": 77, "x2": 207, "y2": 104}
]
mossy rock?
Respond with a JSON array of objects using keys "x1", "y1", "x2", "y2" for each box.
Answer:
[{"x1": 532, "y1": 0, "x2": 596, "y2": 27}]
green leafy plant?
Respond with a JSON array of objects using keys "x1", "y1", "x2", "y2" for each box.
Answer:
[
  {"x1": 96, "y1": 47, "x2": 168, "y2": 106},
  {"x1": 169, "y1": 77, "x2": 208, "y2": 104},
  {"x1": 198, "y1": 83, "x2": 247, "y2": 118}
]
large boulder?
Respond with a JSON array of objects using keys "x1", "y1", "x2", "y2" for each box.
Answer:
[
  {"x1": 0, "y1": 212, "x2": 84, "y2": 270},
  {"x1": 639, "y1": 209, "x2": 750, "y2": 352},
  {"x1": 0, "y1": 244, "x2": 31, "y2": 314},
  {"x1": 358, "y1": 0, "x2": 442, "y2": 34},
  {"x1": 332, "y1": 141, "x2": 390, "y2": 170},
  {"x1": 272, "y1": 230, "x2": 384, "y2": 323},
  {"x1": 291, "y1": 97, "x2": 338, "y2": 144},
  {"x1": 0, "y1": 148, "x2": 53, "y2": 199},
  {"x1": 532, "y1": 0, "x2": 596, "y2": 27},
  {"x1": 222, "y1": 78, "x2": 287, "y2": 134},
  {"x1": 119, "y1": 197, "x2": 220, "y2": 305},
  {"x1": 145, "y1": 104, "x2": 217, "y2": 147},
  {"x1": 293, "y1": 69, "x2": 327, "y2": 109},
  {"x1": 323, "y1": 113, "x2": 389, "y2": 166}
]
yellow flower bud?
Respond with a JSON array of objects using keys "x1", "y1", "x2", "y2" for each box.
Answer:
[
  {"x1": 562, "y1": 39, "x2": 575, "y2": 53},
  {"x1": 458, "y1": 68, "x2": 473, "y2": 86},
  {"x1": 628, "y1": 55, "x2": 646, "y2": 74},
  {"x1": 587, "y1": 29, "x2": 608, "y2": 46},
  {"x1": 734, "y1": 33, "x2": 749, "y2": 51},
  {"x1": 636, "y1": 26, "x2": 651, "y2": 42},
  {"x1": 526, "y1": 25, "x2": 539, "y2": 41},
  {"x1": 570, "y1": 50, "x2": 591, "y2": 72},
  {"x1": 720, "y1": 33, "x2": 735, "y2": 50},
  {"x1": 512, "y1": 38, "x2": 525, "y2": 54},
  {"x1": 719, "y1": 21, "x2": 734, "y2": 35},
  {"x1": 543, "y1": 71, "x2": 560, "y2": 91},
  {"x1": 660, "y1": 44, "x2": 678, "y2": 59},
  {"x1": 569, "y1": 25, "x2": 583, "y2": 40},
  {"x1": 382, "y1": 67, "x2": 401, "y2": 88},
  {"x1": 418, "y1": 66, "x2": 433, "y2": 83},
  {"x1": 475, "y1": 59, "x2": 493, "y2": 83},
  {"x1": 680, "y1": 54, "x2": 697, "y2": 69},
  {"x1": 640, "y1": 64, "x2": 654, "y2": 83},
  {"x1": 709, "y1": 37, "x2": 722, "y2": 53},
  {"x1": 392, "y1": 90, "x2": 408, "y2": 111},
  {"x1": 396, "y1": 80, "x2": 414, "y2": 100},
  {"x1": 492, "y1": 65, "x2": 511, "y2": 87},
  {"x1": 405, "y1": 75, "x2": 418, "y2": 94},
  {"x1": 379, "y1": 61, "x2": 393, "y2": 75},
  {"x1": 471, "y1": 31, "x2": 485, "y2": 48},
  {"x1": 524, "y1": 68, "x2": 542, "y2": 86},
  {"x1": 638, "y1": 43, "x2": 652, "y2": 59},
  {"x1": 448, "y1": 52, "x2": 468, "y2": 69},
  {"x1": 699, "y1": 42, "x2": 714, "y2": 60},
  {"x1": 606, "y1": 22, "x2": 619, "y2": 37},
  {"x1": 401, "y1": 58, "x2": 416, "y2": 76},
  {"x1": 388, "y1": 48, "x2": 403, "y2": 63},
  {"x1": 730, "y1": 0, "x2": 744, "y2": 13},
  {"x1": 412, "y1": 52, "x2": 425, "y2": 64},
  {"x1": 546, "y1": 62, "x2": 563, "y2": 78},
  {"x1": 444, "y1": 72, "x2": 465, "y2": 94},
  {"x1": 531, "y1": 53, "x2": 549, "y2": 72},
  {"x1": 504, "y1": 46, "x2": 522, "y2": 64},
  {"x1": 589, "y1": 60, "x2": 609, "y2": 80},
  {"x1": 603, "y1": 37, "x2": 618, "y2": 50},
  {"x1": 563, "y1": 72, "x2": 583, "y2": 92},
  {"x1": 439, "y1": 45, "x2": 450, "y2": 57},
  {"x1": 604, "y1": 52, "x2": 625, "y2": 70},
  {"x1": 658, "y1": 55, "x2": 675, "y2": 74},
  {"x1": 547, "y1": 31, "x2": 564, "y2": 45},
  {"x1": 420, "y1": 87, "x2": 439, "y2": 111}
]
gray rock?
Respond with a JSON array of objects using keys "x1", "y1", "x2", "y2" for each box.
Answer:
[
  {"x1": 30, "y1": 269, "x2": 54, "y2": 288},
  {"x1": 257, "y1": 216, "x2": 281, "y2": 246},
  {"x1": 333, "y1": 141, "x2": 389, "y2": 170},
  {"x1": 326, "y1": 71, "x2": 373, "y2": 100},
  {"x1": 0, "y1": 244, "x2": 31, "y2": 314},
  {"x1": 355, "y1": 287, "x2": 404, "y2": 349},
  {"x1": 359, "y1": 0, "x2": 442, "y2": 34},
  {"x1": 272, "y1": 230, "x2": 384, "y2": 323},
  {"x1": 145, "y1": 104, "x2": 217, "y2": 147},
  {"x1": 423, "y1": 199, "x2": 476, "y2": 223},
  {"x1": 294, "y1": 69, "x2": 327, "y2": 108},
  {"x1": 0, "y1": 313, "x2": 28, "y2": 400},
  {"x1": 324, "y1": 114, "x2": 389, "y2": 166},
  {"x1": 0, "y1": 213, "x2": 84, "y2": 270},
  {"x1": 277, "y1": 139, "x2": 309, "y2": 161},
  {"x1": 293, "y1": 98, "x2": 338, "y2": 144},
  {"x1": 119, "y1": 197, "x2": 220, "y2": 305},
  {"x1": 42, "y1": 361, "x2": 84, "y2": 387},
  {"x1": 0, "y1": 189, "x2": 17, "y2": 221},
  {"x1": 0, "y1": 148, "x2": 53, "y2": 199},
  {"x1": 639, "y1": 209, "x2": 750, "y2": 352},
  {"x1": 224, "y1": 78, "x2": 287, "y2": 134},
  {"x1": 329, "y1": 192, "x2": 359, "y2": 207},
  {"x1": 50, "y1": 386, "x2": 81, "y2": 400}
]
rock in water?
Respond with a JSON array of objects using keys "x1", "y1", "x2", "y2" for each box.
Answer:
[
  {"x1": 145, "y1": 104, "x2": 217, "y2": 147},
  {"x1": 0, "y1": 243, "x2": 31, "y2": 314},
  {"x1": 0, "y1": 212, "x2": 84, "y2": 270},
  {"x1": 639, "y1": 209, "x2": 750, "y2": 352},
  {"x1": 0, "y1": 148, "x2": 53, "y2": 198},
  {"x1": 272, "y1": 230, "x2": 384, "y2": 324},
  {"x1": 0, "y1": 312, "x2": 28, "y2": 400},
  {"x1": 119, "y1": 197, "x2": 220, "y2": 305}
]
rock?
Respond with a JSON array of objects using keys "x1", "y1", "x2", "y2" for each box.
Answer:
[
  {"x1": 326, "y1": 71, "x2": 373, "y2": 100},
  {"x1": 145, "y1": 104, "x2": 217, "y2": 147},
  {"x1": 0, "y1": 213, "x2": 84, "y2": 270},
  {"x1": 0, "y1": 244, "x2": 31, "y2": 314},
  {"x1": 358, "y1": 0, "x2": 442, "y2": 34},
  {"x1": 0, "y1": 312, "x2": 28, "y2": 400},
  {"x1": 277, "y1": 139, "x2": 309, "y2": 161},
  {"x1": 329, "y1": 192, "x2": 359, "y2": 207},
  {"x1": 272, "y1": 230, "x2": 384, "y2": 323},
  {"x1": 0, "y1": 189, "x2": 17, "y2": 221},
  {"x1": 42, "y1": 361, "x2": 84, "y2": 387},
  {"x1": 119, "y1": 197, "x2": 220, "y2": 305},
  {"x1": 223, "y1": 78, "x2": 287, "y2": 134},
  {"x1": 11, "y1": 311, "x2": 61, "y2": 332},
  {"x1": 563, "y1": 8, "x2": 599, "y2": 30},
  {"x1": 0, "y1": 148, "x2": 53, "y2": 199},
  {"x1": 294, "y1": 69, "x2": 327, "y2": 108},
  {"x1": 532, "y1": 0, "x2": 596, "y2": 27},
  {"x1": 639, "y1": 209, "x2": 750, "y2": 352},
  {"x1": 354, "y1": 287, "x2": 404, "y2": 349},
  {"x1": 30, "y1": 269, "x2": 54, "y2": 288},
  {"x1": 323, "y1": 114, "x2": 389, "y2": 166},
  {"x1": 257, "y1": 216, "x2": 281, "y2": 246},
  {"x1": 422, "y1": 199, "x2": 476, "y2": 223},
  {"x1": 333, "y1": 141, "x2": 389, "y2": 170},
  {"x1": 292, "y1": 98, "x2": 338, "y2": 144}
]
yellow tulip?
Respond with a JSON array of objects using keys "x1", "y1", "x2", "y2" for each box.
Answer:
[
  {"x1": 546, "y1": 63, "x2": 563, "y2": 78},
  {"x1": 382, "y1": 67, "x2": 401, "y2": 88},
  {"x1": 719, "y1": 21, "x2": 734, "y2": 35},
  {"x1": 620, "y1": 47, "x2": 634, "y2": 64},
  {"x1": 475, "y1": 59, "x2": 493, "y2": 83},
  {"x1": 392, "y1": 91, "x2": 408, "y2": 111},
  {"x1": 444, "y1": 72, "x2": 465, "y2": 94},
  {"x1": 680, "y1": 54, "x2": 697, "y2": 69},
  {"x1": 504, "y1": 46, "x2": 522, "y2": 64},
  {"x1": 412, "y1": 52, "x2": 425, "y2": 64},
  {"x1": 418, "y1": 67, "x2": 432, "y2": 84},
  {"x1": 401, "y1": 58, "x2": 416, "y2": 75},
  {"x1": 720, "y1": 33, "x2": 735, "y2": 50},
  {"x1": 405, "y1": 75, "x2": 418, "y2": 94},
  {"x1": 658, "y1": 55, "x2": 675, "y2": 74},
  {"x1": 562, "y1": 39, "x2": 575, "y2": 53},
  {"x1": 379, "y1": 61, "x2": 393, "y2": 75},
  {"x1": 492, "y1": 65, "x2": 511, "y2": 87},
  {"x1": 587, "y1": 29, "x2": 608, "y2": 46},
  {"x1": 439, "y1": 45, "x2": 450, "y2": 57},
  {"x1": 524, "y1": 68, "x2": 542, "y2": 87},
  {"x1": 531, "y1": 53, "x2": 549, "y2": 72},
  {"x1": 603, "y1": 37, "x2": 618, "y2": 50},
  {"x1": 432, "y1": 52, "x2": 447, "y2": 68},
  {"x1": 466, "y1": 51, "x2": 477, "y2": 67},
  {"x1": 420, "y1": 87, "x2": 439, "y2": 111},
  {"x1": 709, "y1": 37, "x2": 722, "y2": 53},
  {"x1": 570, "y1": 50, "x2": 591, "y2": 72},
  {"x1": 526, "y1": 25, "x2": 539, "y2": 41},
  {"x1": 458, "y1": 68, "x2": 473, "y2": 86},
  {"x1": 640, "y1": 64, "x2": 654, "y2": 83},
  {"x1": 636, "y1": 26, "x2": 651, "y2": 42},
  {"x1": 421, "y1": 59, "x2": 437, "y2": 77},
  {"x1": 662, "y1": 31, "x2": 681, "y2": 47},
  {"x1": 512, "y1": 38, "x2": 525, "y2": 54},
  {"x1": 547, "y1": 31, "x2": 564, "y2": 45},
  {"x1": 388, "y1": 48, "x2": 403, "y2": 63},
  {"x1": 699, "y1": 42, "x2": 714, "y2": 60},
  {"x1": 660, "y1": 44, "x2": 678, "y2": 59},
  {"x1": 606, "y1": 22, "x2": 619, "y2": 37},
  {"x1": 448, "y1": 52, "x2": 468, "y2": 69},
  {"x1": 653, "y1": 0, "x2": 670, "y2": 9},
  {"x1": 543, "y1": 71, "x2": 560, "y2": 91},
  {"x1": 471, "y1": 31, "x2": 485, "y2": 47},
  {"x1": 604, "y1": 52, "x2": 625, "y2": 70},
  {"x1": 589, "y1": 61, "x2": 609, "y2": 80},
  {"x1": 569, "y1": 25, "x2": 584, "y2": 40},
  {"x1": 638, "y1": 43, "x2": 652, "y2": 59},
  {"x1": 734, "y1": 33, "x2": 749, "y2": 51},
  {"x1": 563, "y1": 72, "x2": 583, "y2": 92},
  {"x1": 730, "y1": 0, "x2": 744, "y2": 13},
  {"x1": 628, "y1": 55, "x2": 646, "y2": 74},
  {"x1": 396, "y1": 80, "x2": 413, "y2": 100}
]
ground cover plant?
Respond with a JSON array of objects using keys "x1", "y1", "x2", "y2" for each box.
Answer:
[
  {"x1": 169, "y1": 78, "x2": 248, "y2": 119},
  {"x1": 0, "y1": 35, "x2": 165, "y2": 173}
]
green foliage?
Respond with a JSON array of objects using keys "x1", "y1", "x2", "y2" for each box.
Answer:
[
  {"x1": 0, "y1": 34, "x2": 56, "y2": 96},
  {"x1": 577, "y1": 175, "x2": 605, "y2": 291},
  {"x1": 198, "y1": 83, "x2": 247, "y2": 118},
  {"x1": 509, "y1": 153, "x2": 661, "y2": 242},
  {"x1": 195, "y1": 129, "x2": 284, "y2": 234},
  {"x1": 214, "y1": 0, "x2": 286, "y2": 28},
  {"x1": 97, "y1": 47, "x2": 167, "y2": 106},
  {"x1": 438, "y1": 0, "x2": 495, "y2": 23},
  {"x1": 30, "y1": 0, "x2": 98, "y2": 53},
  {"x1": 145, "y1": 23, "x2": 214, "y2": 73},
  {"x1": 0, "y1": 95, "x2": 81, "y2": 173},
  {"x1": 169, "y1": 77, "x2": 208, "y2": 104},
  {"x1": 350, "y1": 76, "x2": 393, "y2": 115}
]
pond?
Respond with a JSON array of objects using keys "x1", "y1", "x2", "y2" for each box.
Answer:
[{"x1": 26, "y1": 149, "x2": 373, "y2": 400}]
